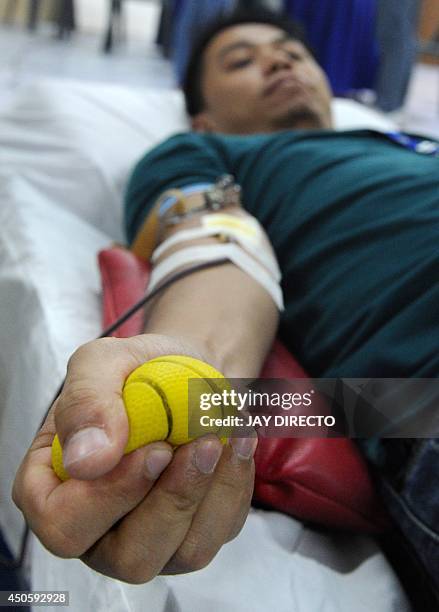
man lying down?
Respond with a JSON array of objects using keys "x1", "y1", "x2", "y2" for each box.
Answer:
[{"x1": 13, "y1": 7, "x2": 438, "y2": 597}]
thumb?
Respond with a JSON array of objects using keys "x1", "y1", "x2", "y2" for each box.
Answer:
[{"x1": 55, "y1": 337, "x2": 145, "y2": 480}]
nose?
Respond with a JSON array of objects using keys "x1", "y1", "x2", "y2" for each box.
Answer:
[{"x1": 259, "y1": 47, "x2": 293, "y2": 76}]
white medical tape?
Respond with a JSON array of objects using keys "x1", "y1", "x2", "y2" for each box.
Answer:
[
  {"x1": 148, "y1": 244, "x2": 284, "y2": 311},
  {"x1": 152, "y1": 218, "x2": 281, "y2": 281}
]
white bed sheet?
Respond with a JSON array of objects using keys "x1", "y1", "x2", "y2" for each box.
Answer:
[
  {"x1": 31, "y1": 510, "x2": 408, "y2": 612},
  {"x1": 0, "y1": 79, "x2": 408, "y2": 612}
]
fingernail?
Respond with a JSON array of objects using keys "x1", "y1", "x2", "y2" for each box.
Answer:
[
  {"x1": 194, "y1": 438, "x2": 222, "y2": 474},
  {"x1": 145, "y1": 449, "x2": 173, "y2": 480},
  {"x1": 231, "y1": 436, "x2": 258, "y2": 461},
  {"x1": 63, "y1": 427, "x2": 110, "y2": 468}
]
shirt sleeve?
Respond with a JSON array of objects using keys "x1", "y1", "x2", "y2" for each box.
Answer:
[{"x1": 124, "y1": 132, "x2": 229, "y2": 244}]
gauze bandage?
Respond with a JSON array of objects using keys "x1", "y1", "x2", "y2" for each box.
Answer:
[
  {"x1": 149, "y1": 214, "x2": 284, "y2": 310},
  {"x1": 153, "y1": 213, "x2": 281, "y2": 281}
]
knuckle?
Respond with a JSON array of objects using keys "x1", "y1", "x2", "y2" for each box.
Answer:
[
  {"x1": 239, "y1": 484, "x2": 254, "y2": 516},
  {"x1": 36, "y1": 523, "x2": 87, "y2": 559},
  {"x1": 121, "y1": 335, "x2": 150, "y2": 363},
  {"x1": 214, "y1": 469, "x2": 252, "y2": 502},
  {"x1": 66, "y1": 343, "x2": 92, "y2": 371},
  {"x1": 109, "y1": 553, "x2": 156, "y2": 585},
  {"x1": 15, "y1": 487, "x2": 89, "y2": 558},
  {"x1": 171, "y1": 541, "x2": 215, "y2": 574},
  {"x1": 163, "y1": 487, "x2": 199, "y2": 516},
  {"x1": 33, "y1": 429, "x2": 57, "y2": 450},
  {"x1": 59, "y1": 383, "x2": 101, "y2": 413},
  {"x1": 11, "y1": 474, "x2": 23, "y2": 511},
  {"x1": 55, "y1": 384, "x2": 108, "y2": 434},
  {"x1": 67, "y1": 338, "x2": 119, "y2": 372},
  {"x1": 227, "y1": 517, "x2": 247, "y2": 542},
  {"x1": 43, "y1": 536, "x2": 82, "y2": 559},
  {"x1": 12, "y1": 466, "x2": 37, "y2": 517}
]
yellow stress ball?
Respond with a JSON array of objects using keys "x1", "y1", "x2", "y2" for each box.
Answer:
[{"x1": 51, "y1": 355, "x2": 229, "y2": 481}]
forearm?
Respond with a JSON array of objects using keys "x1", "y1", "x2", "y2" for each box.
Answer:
[
  {"x1": 142, "y1": 202, "x2": 279, "y2": 378},
  {"x1": 143, "y1": 260, "x2": 278, "y2": 378}
]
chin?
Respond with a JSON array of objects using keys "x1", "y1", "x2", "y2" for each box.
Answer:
[{"x1": 271, "y1": 106, "x2": 328, "y2": 131}]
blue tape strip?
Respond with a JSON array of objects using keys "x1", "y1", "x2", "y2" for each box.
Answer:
[
  {"x1": 385, "y1": 131, "x2": 439, "y2": 157},
  {"x1": 158, "y1": 183, "x2": 213, "y2": 217}
]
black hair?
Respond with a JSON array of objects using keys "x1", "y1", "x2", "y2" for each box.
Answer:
[{"x1": 182, "y1": 8, "x2": 312, "y2": 117}]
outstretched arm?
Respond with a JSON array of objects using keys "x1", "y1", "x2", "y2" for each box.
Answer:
[{"x1": 13, "y1": 195, "x2": 279, "y2": 583}]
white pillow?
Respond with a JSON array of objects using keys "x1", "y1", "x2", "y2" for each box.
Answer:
[
  {"x1": 0, "y1": 78, "x2": 395, "y2": 242},
  {"x1": 332, "y1": 97, "x2": 395, "y2": 131}
]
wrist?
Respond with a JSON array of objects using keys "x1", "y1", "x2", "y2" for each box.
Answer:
[
  {"x1": 133, "y1": 330, "x2": 229, "y2": 378},
  {"x1": 156, "y1": 332, "x2": 267, "y2": 379}
]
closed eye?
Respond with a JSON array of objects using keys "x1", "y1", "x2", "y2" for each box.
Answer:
[
  {"x1": 284, "y1": 49, "x2": 304, "y2": 61},
  {"x1": 226, "y1": 57, "x2": 253, "y2": 70}
]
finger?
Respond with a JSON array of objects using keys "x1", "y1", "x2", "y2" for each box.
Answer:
[
  {"x1": 80, "y1": 434, "x2": 224, "y2": 583},
  {"x1": 54, "y1": 334, "x2": 199, "y2": 480},
  {"x1": 162, "y1": 434, "x2": 258, "y2": 575},
  {"x1": 13, "y1": 437, "x2": 173, "y2": 558}
]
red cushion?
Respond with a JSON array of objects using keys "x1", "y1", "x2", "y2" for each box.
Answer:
[
  {"x1": 99, "y1": 246, "x2": 151, "y2": 338},
  {"x1": 98, "y1": 246, "x2": 389, "y2": 533}
]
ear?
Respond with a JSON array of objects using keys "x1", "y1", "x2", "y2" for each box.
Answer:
[{"x1": 191, "y1": 112, "x2": 216, "y2": 133}]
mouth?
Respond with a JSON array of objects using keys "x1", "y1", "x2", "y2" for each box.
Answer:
[{"x1": 263, "y1": 74, "x2": 303, "y2": 98}]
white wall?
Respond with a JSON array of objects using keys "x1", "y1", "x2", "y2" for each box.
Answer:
[{"x1": 75, "y1": 0, "x2": 160, "y2": 41}]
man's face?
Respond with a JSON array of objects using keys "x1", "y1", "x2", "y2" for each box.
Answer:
[{"x1": 193, "y1": 23, "x2": 333, "y2": 134}]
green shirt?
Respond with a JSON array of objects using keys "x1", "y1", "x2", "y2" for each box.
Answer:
[{"x1": 125, "y1": 129, "x2": 439, "y2": 378}]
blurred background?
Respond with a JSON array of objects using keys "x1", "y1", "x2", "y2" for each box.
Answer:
[{"x1": 0, "y1": 0, "x2": 438, "y2": 137}]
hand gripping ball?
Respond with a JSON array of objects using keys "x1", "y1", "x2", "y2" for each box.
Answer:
[{"x1": 51, "y1": 355, "x2": 229, "y2": 481}]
